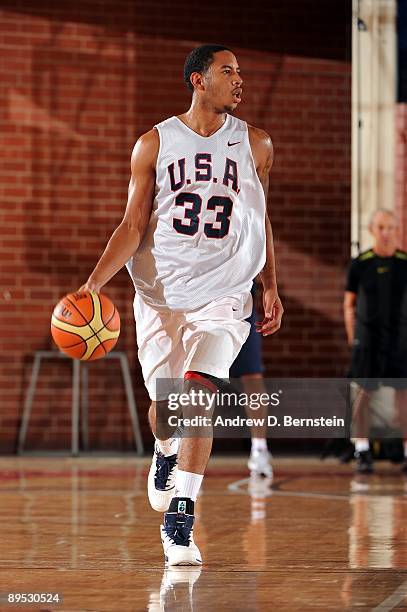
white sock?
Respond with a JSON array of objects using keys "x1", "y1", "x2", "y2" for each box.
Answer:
[
  {"x1": 355, "y1": 439, "x2": 370, "y2": 453},
  {"x1": 404, "y1": 441, "x2": 407, "y2": 458},
  {"x1": 155, "y1": 436, "x2": 179, "y2": 457},
  {"x1": 174, "y1": 470, "x2": 203, "y2": 502},
  {"x1": 251, "y1": 438, "x2": 267, "y2": 453}
]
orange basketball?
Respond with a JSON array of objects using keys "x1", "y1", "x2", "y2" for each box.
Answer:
[{"x1": 51, "y1": 291, "x2": 120, "y2": 361}]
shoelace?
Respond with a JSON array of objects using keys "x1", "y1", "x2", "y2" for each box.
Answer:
[
  {"x1": 154, "y1": 450, "x2": 177, "y2": 491},
  {"x1": 165, "y1": 517, "x2": 192, "y2": 546}
]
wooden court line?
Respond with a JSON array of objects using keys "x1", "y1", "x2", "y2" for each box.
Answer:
[
  {"x1": 227, "y1": 477, "x2": 407, "y2": 502},
  {"x1": 372, "y1": 580, "x2": 407, "y2": 612},
  {"x1": 227, "y1": 477, "x2": 349, "y2": 500}
]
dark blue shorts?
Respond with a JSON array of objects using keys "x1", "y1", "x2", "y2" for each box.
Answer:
[{"x1": 229, "y1": 305, "x2": 264, "y2": 378}]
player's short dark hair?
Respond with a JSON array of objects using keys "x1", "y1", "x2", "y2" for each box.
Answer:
[{"x1": 184, "y1": 44, "x2": 232, "y2": 91}]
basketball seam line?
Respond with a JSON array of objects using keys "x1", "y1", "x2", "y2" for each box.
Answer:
[
  {"x1": 51, "y1": 325, "x2": 114, "y2": 349},
  {"x1": 94, "y1": 307, "x2": 117, "y2": 354},
  {"x1": 98, "y1": 306, "x2": 116, "y2": 335},
  {"x1": 52, "y1": 318, "x2": 92, "y2": 329},
  {"x1": 86, "y1": 333, "x2": 114, "y2": 360},
  {"x1": 66, "y1": 294, "x2": 96, "y2": 334},
  {"x1": 51, "y1": 324, "x2": 88, "y2": 348}
]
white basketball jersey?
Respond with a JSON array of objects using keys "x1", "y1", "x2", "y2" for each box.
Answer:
[{"x1": 126, "y1": 114, "x2": 266, "y2": 310}]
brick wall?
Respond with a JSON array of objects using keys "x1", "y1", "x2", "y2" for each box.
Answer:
[{"x1": 0, "y1": 1, "x2": 351, "y2": 452}]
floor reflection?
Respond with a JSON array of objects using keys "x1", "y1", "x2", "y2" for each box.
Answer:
[
  {"x1": 148, "y1": 567, "x2": 202, "y2": 612},
  {"x1": 0, "y1": 460, "x2": 145, "y2": 569},
  {"x1": 349, "y1": 477, "x2": 407, "y2": 570},
  {"x1": 243, "y1": 475, "x2": 273, "y2": 569}
]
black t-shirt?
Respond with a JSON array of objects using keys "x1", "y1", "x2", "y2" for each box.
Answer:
[{"x1": 346, "y1": 249, "x2": 407, "y2": 352}]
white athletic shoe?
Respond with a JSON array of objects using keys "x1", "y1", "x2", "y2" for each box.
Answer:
[
  {"x1": 161, "y1": 509, "x2": 202, "y2": 566},
  {"x1": 248, "y1": 449, "x2": 274, "y2": 479},
  {"x1": 148, "y1": 443, "x2": 178, "y2": 512}
]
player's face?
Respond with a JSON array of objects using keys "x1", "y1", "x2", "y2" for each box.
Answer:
[
  {"x1": 370, "y1": 212, "x2": 398, "y2": 252},
  {"x1": 203, "y1": 51, "x2": 243, "y2": 112}
]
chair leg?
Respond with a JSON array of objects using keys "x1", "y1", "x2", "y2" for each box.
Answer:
[
  {"x1": 72, "y1": 360, "x2": 81, "y2": 456},
  {"x1": 18, "y1": 353, "x2": 42, "y2": 454},
  {"x1": 81, "y1": 363, "x2": 89, "y2": 451},
  {"x1": 119, "y1": 353, "x2": 144, "y2": 456}
]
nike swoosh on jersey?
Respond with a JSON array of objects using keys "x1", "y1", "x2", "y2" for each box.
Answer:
[{"x1": 227, "y1": 141, "x2": 241, "y2": 146}]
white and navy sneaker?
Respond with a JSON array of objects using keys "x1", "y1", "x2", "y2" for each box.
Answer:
[
  {"x1": 148, "y1": 443, "x2": 178, "y2": 512},
  {"x1": 248, "y1": 449, "x2": 274, "y2": 479},
  {"x1": 161, "y1": 498, "x2": 202, "y2": 567}
]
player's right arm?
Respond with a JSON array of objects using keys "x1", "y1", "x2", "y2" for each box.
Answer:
[
  {"x1": 343, "y1": 291, "x2": 356, "y2": 346},
  {"x1": 80, "y1": 129, "x2": 159, "y2": 293}
]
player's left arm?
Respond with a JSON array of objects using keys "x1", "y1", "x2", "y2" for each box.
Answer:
[{"x1": 248, "y1": 125, "x2": 283, "y2": 336}]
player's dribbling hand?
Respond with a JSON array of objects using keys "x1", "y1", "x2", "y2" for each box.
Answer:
[
  {"x1": 256, "y1": 287, "x2": 284, "y2": 336},
  {"x1": 77, "y1": 279, "x2": 101, "y2": 294}
]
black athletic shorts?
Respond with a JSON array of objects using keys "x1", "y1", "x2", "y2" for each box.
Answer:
[{"x1": 348, "y1": 346, "x2": 407, "y2": 390}]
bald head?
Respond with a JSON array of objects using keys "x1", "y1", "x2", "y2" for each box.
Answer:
[
  {"x1": 369, "y1": 209, "x2": 399, "y2": 256},
  {"x1": 369, "y1": 209, "x2": 397, "y2": 228}
]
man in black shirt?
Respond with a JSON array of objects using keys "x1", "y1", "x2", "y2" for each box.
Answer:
[{"x1": 344, "y1": 209, "x2": 407, "y2": 474}]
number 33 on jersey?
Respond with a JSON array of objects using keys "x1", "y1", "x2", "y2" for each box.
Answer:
[{"x1": 126, "y1": 114, "x2": 266, "y2": 310}]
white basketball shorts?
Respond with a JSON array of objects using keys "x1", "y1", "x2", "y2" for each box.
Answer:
[{"x1": 133, "y1": 292, "x2": 253, "y2": 400}]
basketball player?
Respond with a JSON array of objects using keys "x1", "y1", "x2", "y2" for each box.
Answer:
[
  {"x1": 80, "y1": 44, "x2": 283, "y2": 565},
  {"x1": 230, "y1": 281, "x2": 273, "y2": 479}
]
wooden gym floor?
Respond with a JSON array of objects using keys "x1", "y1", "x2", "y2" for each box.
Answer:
[{"x1": 0, "y1": 456, "x2": 406, "y2": 611}]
